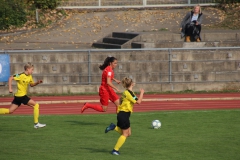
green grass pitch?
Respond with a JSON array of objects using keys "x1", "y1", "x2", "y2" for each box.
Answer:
[{"x1": 0, "y1": 110, "x2": 240, "y2": 160}]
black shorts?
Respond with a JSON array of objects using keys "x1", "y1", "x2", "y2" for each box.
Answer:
[
  {"x1": 117, "y1": 111, "x2": 131, "y2": 130},
  {"x1": 12, "y1": 95, "x2": 31, "y2": 106}
]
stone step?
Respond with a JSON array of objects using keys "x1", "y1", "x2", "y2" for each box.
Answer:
[
  {"x1": 92, "y1": 42, "x2": 122, "y2": 49},
  {"x1": 132, "y1": 41, "x2": 240, "y2": 48},
  {"x1": 138, "y1": 31, "x2": 240, "y2": 43},
  {"x1": 103, "y1": 37, "x2": 130, "y2": 45},
  {"x1": 112, "y1": 32, "x2": 139, "y2": 39},
  {"x1": 92, "y1": 32, "x2": 139, "y2": 49}
]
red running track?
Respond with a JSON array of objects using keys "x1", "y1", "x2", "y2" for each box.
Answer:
[
  {"x1": 1, "y1": 93, "x2": 240, "y2": 103},
  {"x1": 0, "y1": 93, "x2": 239, "y2": 115}
]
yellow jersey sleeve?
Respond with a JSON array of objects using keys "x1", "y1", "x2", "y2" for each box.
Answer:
[
  {"x1": 125, "y1": 91, "x2": 137, "y2": 104},
  {"x1": 13, "y1": 73, "x2": 22, "y2": 81},
  {"x1": 29, "y1": 75, "x2": 34, "y2": 85}
]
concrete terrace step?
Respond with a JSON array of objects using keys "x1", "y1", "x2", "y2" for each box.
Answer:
[
  {"x1": 92, "y1": 42, "x2": 122, "y2": 49},
  {"x1": 92, "y1": 32, "x2": 139, "y2": 49},
  {"x1": 103, "y1": 37, "x2": 130, "y2": 45},
  {"x1": 112, "y1": 32, "x2": 139, "y2": 39},
  {"x1": 132, "y1": 41, "x2": 240, "y2": 48},
  {"x1": 137, "y1": 31, "x2": 240, "y2": 43}
]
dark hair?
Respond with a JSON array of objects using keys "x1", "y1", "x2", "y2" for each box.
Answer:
[{"x1": 99, "y1": 56, "x2": 117, "y2": 70}]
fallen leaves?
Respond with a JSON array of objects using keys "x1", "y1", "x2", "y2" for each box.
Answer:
[{"x1": 1, "y1": 5, "x2": 237, "y2": 49}]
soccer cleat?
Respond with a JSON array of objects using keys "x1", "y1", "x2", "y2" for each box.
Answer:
[
  {"x1": 34, "y1": 123, "x2": 46, "y2": 129},
  {"x1": 81, "y1": 103, "x2": 88, "y2": 113},
  {"x1": 105, "y1": 123, "x2": 116, "y2": 133},
  {"x1": 111, "y1": 149, "x2": 120, "y2": 155}
]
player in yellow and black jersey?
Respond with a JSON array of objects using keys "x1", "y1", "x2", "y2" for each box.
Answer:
[
  {"x1": 0, "y1": 62, "x2": 46, "y2": 129},
  {"x1": 105, "y1": 77, "x2": 144, "y2": 155}
]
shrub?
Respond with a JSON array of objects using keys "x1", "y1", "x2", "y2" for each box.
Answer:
[
  {"x1": 30, "y1": 0, "x2": 60, "y2": 10},
  {"x1": 217, "y1": 0, "x2": 240, "y2": 3},
  {"x1": 0, "y1": 0, "x2": 27, "y2": 30}
]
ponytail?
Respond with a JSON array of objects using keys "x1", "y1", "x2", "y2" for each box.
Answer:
[{"x1": 99, "y1": 56, "x2": 117, "y2": 70}]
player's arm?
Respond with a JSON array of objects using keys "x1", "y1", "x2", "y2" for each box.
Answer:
[
  {"x1": 136, "y1": 89, "x2": 144, "y2": 104},
  {"x1": 107, "y1": 77, "x2": 120, "y2": 92},
  {"x1": 8, "y1": 76, "x2": 14, "y2": 93},
  {"x1": 113, "y1": 78, "x2": 121, "y2": 84},
  {"x1": 30, "y1": 80, "x2": 43, "y2": 87}
]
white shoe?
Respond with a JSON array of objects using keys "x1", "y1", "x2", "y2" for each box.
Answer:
[{"x1": 34, "y1": 123, "x2": 46, "y2": 129}]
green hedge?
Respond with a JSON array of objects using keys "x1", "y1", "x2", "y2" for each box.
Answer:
[
  {"x1": 0, "y1": 0, "x2": 27, "y2": 30},
  {"x1": 30, "y1": 0, "x2": 60, "y2": 10},
  {"x1": 217, "y1": 0, "x2": 240, "y2": 3},
  {"x1": 0, "y1": 0, "x2": 61, "y2": 30}
]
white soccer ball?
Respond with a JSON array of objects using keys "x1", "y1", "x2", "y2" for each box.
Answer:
[{"x1": 152, "y1": 120, "x2": 161, "y2": 129}]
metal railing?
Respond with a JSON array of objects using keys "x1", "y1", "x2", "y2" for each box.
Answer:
[
  {"x1": 1, "y1": 47, "x2": 240, "y2": 85},
  {"x1": 58, "y1": 0, "x2": 218, "y2": 9}
]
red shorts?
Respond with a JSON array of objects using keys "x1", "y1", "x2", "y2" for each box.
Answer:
[{"x1": 99, "y1": 85, "x2": 119, "y2": 106}]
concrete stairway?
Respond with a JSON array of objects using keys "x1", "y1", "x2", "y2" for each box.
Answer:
[{"x1": 92, "y1": 32, "x2": 139, "y2": 49}]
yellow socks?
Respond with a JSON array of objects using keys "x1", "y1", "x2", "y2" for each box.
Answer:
[
  {"x1": 33, "y1": 104, "x2": 39, "y2": 124},
  {"x1": 114, "y1": 135, "x2": 126, "y2": 151},
  {"x1": 0, "y1": 108, "x2": 9, "y2": 114},
  {"x1": 114, "y1": 126, "x2": 122, "y2": 135},
  {"x1": 1, "y1": 104, "x2": 40, "y2": 124}
]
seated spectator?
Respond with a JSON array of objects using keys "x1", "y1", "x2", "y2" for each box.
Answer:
[{"x1": 180, "y1": 4, "x2": 203, "y2": 42}]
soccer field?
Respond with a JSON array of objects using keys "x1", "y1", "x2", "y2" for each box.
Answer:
[{"x1": 0, "y1": 110, "x2": 240, "y2": 160}]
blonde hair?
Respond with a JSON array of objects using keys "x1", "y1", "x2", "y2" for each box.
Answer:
[
  {"x1": 193, "y1": 4, "x2": 202, "y2": 14},
  {"x1": 24, "y1": 62, "x2": 34, "y2": 71},
  {"x1": 122, "y1": 77, "x2": 133, "y2": 89}
]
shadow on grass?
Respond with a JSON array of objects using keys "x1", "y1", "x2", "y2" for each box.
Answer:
[
  {"x1": 0, "y1": 129, "x2": 28, "y2": 132},
  {"x1": 81, "y1": 147, "x2": 110, "y2": 153},
  {"x1": 64, "y1": 120, "x2": 101, "y2": 125}
]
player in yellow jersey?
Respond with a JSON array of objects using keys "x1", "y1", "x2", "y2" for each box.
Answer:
[
  {"x1": 0, "y1": 62, "x2": 46, "y2": 129},
  {"x1": 104, "y1": 77, "x2": 144, "y2": 155}
]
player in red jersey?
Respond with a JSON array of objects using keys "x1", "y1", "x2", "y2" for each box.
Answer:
[{"x1": 81, "y1": 56, "x2": 121, "y2": 113}]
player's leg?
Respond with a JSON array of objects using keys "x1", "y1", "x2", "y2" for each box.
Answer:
[
  {"x1": 128, "y1": 127, "x2": 131, "y2": 136},
  {"x1": 0, "y1": 96, "x2": 20, "y2": 114},
  {"x1": 99, "y1": 87, "x2": 109, "y2": 111},
  {"x1": 81, "y1": 102, "x2": 106, "y2": 113},
  {"x1": 0, "y1": 108, "x2": 10, "y2": 114},
  {"x1": 105, "y1": 113, "x2": 122, "y2": 134},
  {"x1": 114, "y1": 125, "x2": 123, "y2": 134},
  {"x1": 112, "y1": 128, "x2": 129, "y2": 155},
  {"x1": 81, "y1": 86, "x2": 108, "y2": 113},
  {"x1": 105, "y1": 123, "x2": 123, "y2": 134},
  {"x1": 109, "y1": 89, "x2": 119, "y2": 113},
  {"x1": 0, "y1": 104, "x2": 18, "y2": 114},
  {"x1": 111, "y1": 111, "x2": 130, "y2": 155},
  {"x1": 8, "y1": 104, "x2": 19, "y2": 113},
  {"x1": 26, "y1": 98, "x2": 46, "y2": 129},
  {"x1": 105, "y1": 122, "x2": 116, "y2": 133},
  {"x1": 113, "y1": 99, "x2": 119, "y2": 113}
]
